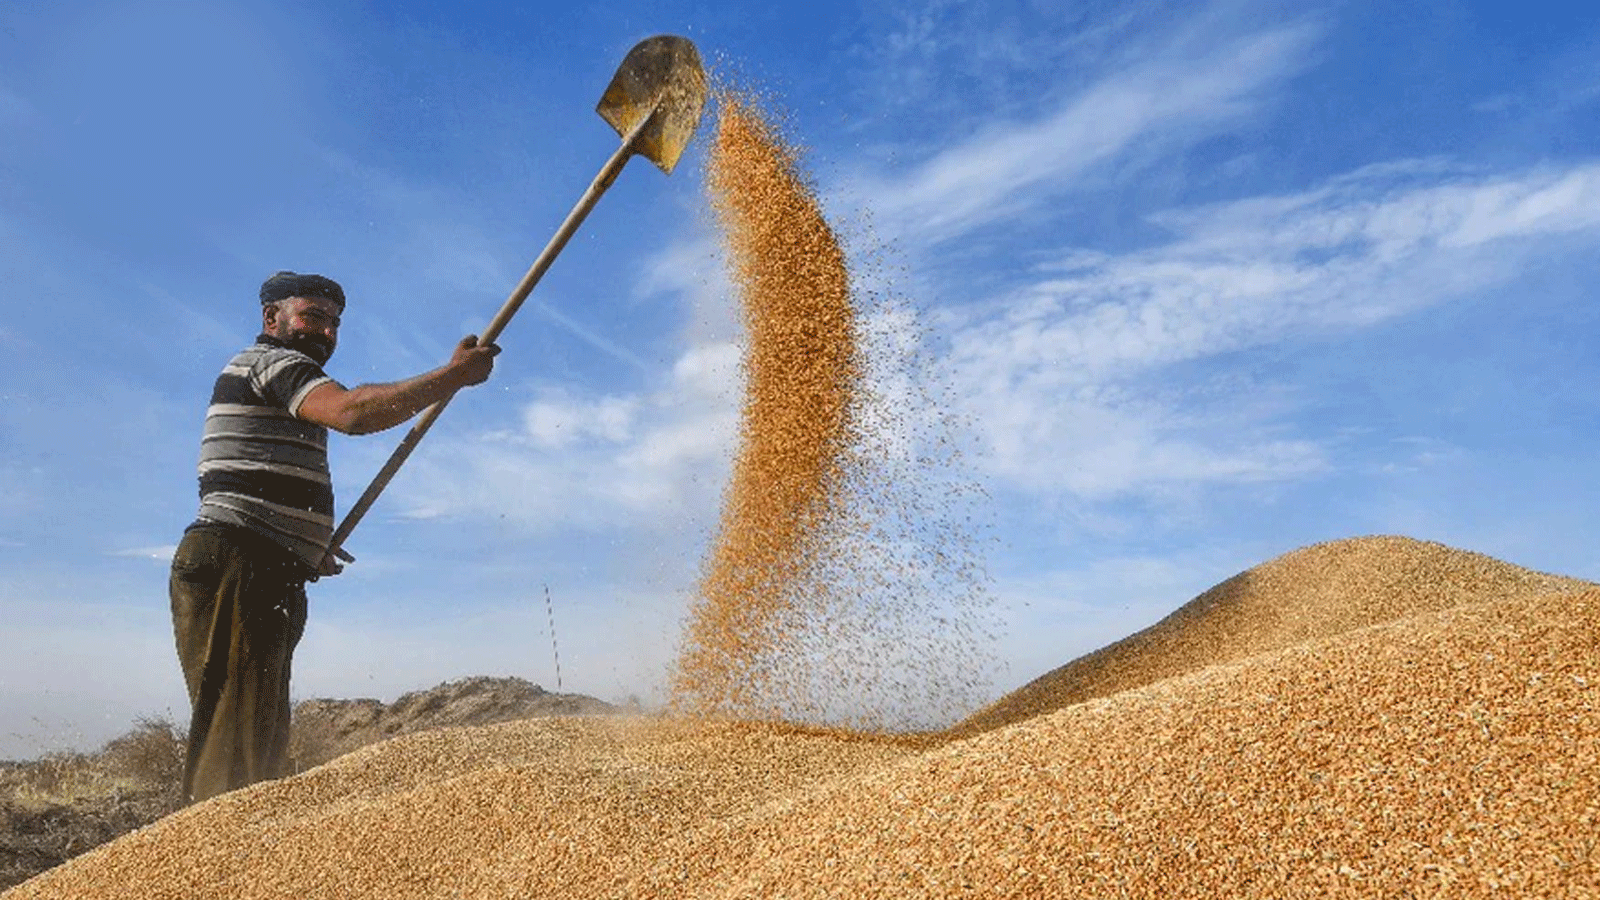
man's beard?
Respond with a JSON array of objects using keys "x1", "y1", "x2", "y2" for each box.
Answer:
[{"x1": 286, "y1": 333, "x2": 334, "y2": 365}]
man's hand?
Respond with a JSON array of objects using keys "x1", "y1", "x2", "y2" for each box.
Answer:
[
  {"x1": 315, "y1": 551, "x2": 345, "y2": 578},
  {"x1": 449, "y1": 335, "x2": 500, "y2": 388}
]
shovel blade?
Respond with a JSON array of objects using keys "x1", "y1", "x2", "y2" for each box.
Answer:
[{"x1": 596, "y1": 35, "x2": 708, "y2": 175}]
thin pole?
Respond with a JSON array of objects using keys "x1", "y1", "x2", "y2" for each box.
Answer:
[{"x1": 543, "y1": 583, "x2": 563, "y2": 691}]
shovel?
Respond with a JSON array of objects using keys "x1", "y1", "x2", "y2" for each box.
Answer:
[{"x1": 321, "y1": 34, "x2": 708, "y2": 570}]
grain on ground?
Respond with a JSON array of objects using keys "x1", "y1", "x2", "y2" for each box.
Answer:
[
  {"x1": 632, "y1": 586, "x2": 1600, "y2": 899},
  {"x1": 12, "y1": 565, "x2": 1595, "y2": 899},
  {"x1": 952, "y1": 534, "x2": 1596, "y2": 737}
]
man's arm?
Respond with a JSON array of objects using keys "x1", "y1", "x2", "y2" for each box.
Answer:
[{"x1": 297, "y1": 335, "x2": 499, "y2": 435}]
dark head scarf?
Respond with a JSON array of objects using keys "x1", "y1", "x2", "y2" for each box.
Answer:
[{"x1": 259, "y1": 271, "x2": 346, "y2": 310}]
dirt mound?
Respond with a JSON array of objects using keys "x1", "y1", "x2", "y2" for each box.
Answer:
[
  {"x1": 291, "y1": 677, "x2": 617, "y2": 770},
  {"x1": 0, "y1": 679, "x2": 617, "y2": 891},
  {"x1": 0, "y1": 719, "x2": 185, "y2": 892},
  {"x1": 9, "y1": 577, "x2": 1597, "y2": 898},
  {"x1": 0, "y1": 791, "x2": 171, "y2": 891},
  {"x1": 950, "y1": 534, "x2": 1594, "y2": 737}
]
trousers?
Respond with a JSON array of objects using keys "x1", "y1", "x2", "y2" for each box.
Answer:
[{"x1": 169, "y1": 524, "x2": 308, "y2": 804}]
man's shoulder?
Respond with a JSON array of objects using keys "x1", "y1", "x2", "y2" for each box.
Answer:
[
  {"x1": 209, "y1": 339, "x2": 330, "y2": 413},
  {"x1": 222, "y1": 340, "x2": 290, "y2": 367},
  {"x1": 237, "y1": 340, "x2": 326, "y2": 378}
]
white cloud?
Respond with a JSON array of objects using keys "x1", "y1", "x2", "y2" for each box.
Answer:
[
  {"x1": 848, "y1": 19, "x2": 1322, "y2": 246},
  {"x1": 833, "y1": 16, "x2": 1598, "y2": 514},
  {"x1": 938, "y1": 161, "x2": 1600, "y2": 499},
  {"x1": 633, "y1": 230, "x2": 738, "y2": 345},
  {"x1": 1470, "y1": 93, "x2": 1518, "y2": 115},
  {"x1": 530, "y1": 299, "x2": 652, "y2": 374},
  {"x1": 522, "y1": 390, "x2": 641, "y2": 449},
  {"x1": 1436, "y1": 167, "x2": 1600, "y2": 246},
  {"x1": 394, "y1": 338, "x2": 740, "y2": 533}
]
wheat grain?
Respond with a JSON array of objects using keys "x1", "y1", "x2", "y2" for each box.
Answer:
[
  {"x1": 671, "y1": 87, "x2": 995, "y2": 729},
  {"x1": 10, "y1": 538, "x2": 1598, "y2": 899}
]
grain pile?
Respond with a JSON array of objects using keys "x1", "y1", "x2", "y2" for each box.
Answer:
[
  {"x1": 11, "y1": 537, "x2": 1598, "y2": 898},
  {"x1": 952, "y1": 534, "x2": 1595, "y2": 737},
  {"x1": 671, "y1": 89, "x2": 995, "y2": 727},
  {"x1": 632, "y1": 585, "x2": 1600, "y2": 899}
]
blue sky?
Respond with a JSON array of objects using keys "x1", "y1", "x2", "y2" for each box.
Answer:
[{"x1": 3, "y1": 0, "x2": 1598, "y2": 758}]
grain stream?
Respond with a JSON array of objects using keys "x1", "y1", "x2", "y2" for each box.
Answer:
[
  {"x1": 671, "y1": 89, "x2": 995, "y2": 727},
  {"x1": 670, "y1": 90, "x2": 858, "y2": 716}
]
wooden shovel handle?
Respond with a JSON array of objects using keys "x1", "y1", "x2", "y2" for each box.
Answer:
[{"x1": 322, "y1": 108, "x2": 660, "y2": 569}]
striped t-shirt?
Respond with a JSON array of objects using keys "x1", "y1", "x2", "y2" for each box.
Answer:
[{"x1": 191, "y1": 334, "x2": 338, "y2": 571}]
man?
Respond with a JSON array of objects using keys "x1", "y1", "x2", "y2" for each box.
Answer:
[{"x1": 169, "y1": 271, "x2": 499, "y2": 804}]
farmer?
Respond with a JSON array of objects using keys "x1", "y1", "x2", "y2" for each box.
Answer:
[{"x1": 169, "y1": 271, "x2": 499, "y2": 804}]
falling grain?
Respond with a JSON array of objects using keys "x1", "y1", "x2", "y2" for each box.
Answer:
[
  {"x1": 670, "y1": 92, "x2": 860, "y2": 716},
  {"x1": 671, "y1": 88, "x2": 996, "y2": 727}
]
